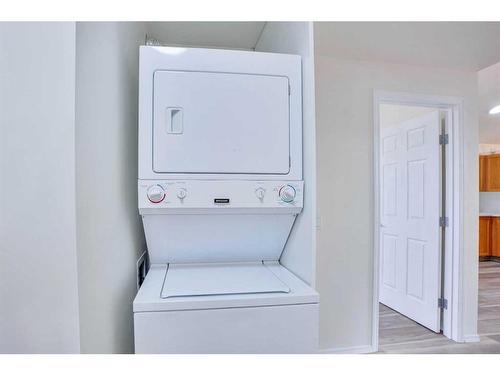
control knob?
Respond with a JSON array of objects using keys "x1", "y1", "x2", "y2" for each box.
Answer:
[
  {"x1": 279, "y1": 185, "x2": 296, "y2": 203},
  {"x1": 255, "y1": 187, "x2": 265, "y2": 200},
  {"x1": 177, "y1": 188, "x2": 187, "y2": 200},
  {"x1": 147, "y1": 185, "x2": 165, "y2": 204}
]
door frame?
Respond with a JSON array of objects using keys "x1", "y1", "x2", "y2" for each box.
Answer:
[{"x1": 372, "y1": 90, "x2": 465, "y2": 350}]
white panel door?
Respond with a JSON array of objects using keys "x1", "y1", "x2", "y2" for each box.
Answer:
[
  {"x1": 379, "y1": 111, "x2": 441, "y2": 332},
  {"x1": 153, "y1": 70, "x2": 290, "y2": 175}
]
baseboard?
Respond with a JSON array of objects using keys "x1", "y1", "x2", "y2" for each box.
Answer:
[
  {"x1": 462, "y1": 334, "x2": 480, "y2": 343},
  {"x1": 479, "y1": 256, "x2": 500, "y2": 263},
  {"x1": 318, "y1": 344, "x2": 375, "y2": 354}
]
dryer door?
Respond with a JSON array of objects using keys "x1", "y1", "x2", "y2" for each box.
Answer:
[{"x1": 153, "y1": 70, "x2": 290, "y2": 175}]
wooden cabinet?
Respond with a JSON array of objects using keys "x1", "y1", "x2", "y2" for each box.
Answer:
[
  {"x1": 479, "y1": 154, "x2": 500, "y2": 191},
  {"x1": 479, "y1": 155, "x2": 500, "y2": 259},
  {"x1": 480, "y1": 216, "x2": 492, "y2": 257},
  {"x1": 479, "y1": 216, "x2": 500, "y2": 259},
  {"x1": 491, "y1": 217, "x2": 500, "y2": 258},
  {"x1": 480, "y1": 155, "x2": 488, "y2": 191}
]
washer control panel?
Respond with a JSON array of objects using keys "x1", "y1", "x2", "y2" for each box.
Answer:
[{"x1": 138, "y1": 180, "x2": 303, "y2": 212}]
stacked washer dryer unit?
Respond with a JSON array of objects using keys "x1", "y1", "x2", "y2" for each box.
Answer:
[{"x1": 134, "y1": 46, "x2": 319, "y2": 353}]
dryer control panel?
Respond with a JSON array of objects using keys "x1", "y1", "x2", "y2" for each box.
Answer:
[{"x1": 138, "y1": 180, "x2": 303, "y2": 214}]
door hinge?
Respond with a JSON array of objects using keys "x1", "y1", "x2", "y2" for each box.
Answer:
[
  {"x1": 439, "y1": 134, "x2": 449, "y2": 145},
  {"x1": 438, "y1": 297, "x2": 448, "y2": 310},
  {"x1": 440, "y1": 216, "x2": 449, "y2": 227}
]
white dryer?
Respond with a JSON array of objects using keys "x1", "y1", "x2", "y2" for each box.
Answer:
[{"x1": 134, "y1": 46, "x2": 319, "y2": 353}]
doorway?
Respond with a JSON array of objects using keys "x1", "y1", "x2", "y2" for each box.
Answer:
[{"x1": 372, "y1": 91, "x2": 465, "y2": 351}]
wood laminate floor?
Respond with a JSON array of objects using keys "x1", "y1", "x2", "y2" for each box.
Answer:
[{"x1": 378, "y1": 261, "x2": 500, "y2": 353}]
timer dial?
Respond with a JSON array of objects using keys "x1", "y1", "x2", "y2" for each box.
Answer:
[
  {"x1": 147, "y1": 185, "x2": 165, "y2": 203},
  {"x1": 279, "y1": 185, "x2": 296, "y2": 203}
]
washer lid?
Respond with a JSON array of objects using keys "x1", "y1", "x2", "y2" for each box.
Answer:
[{"x1": 161, "y1": 262, "x2": 290, "y2": 299}]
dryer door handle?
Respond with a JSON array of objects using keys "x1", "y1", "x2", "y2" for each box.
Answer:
[{"x1": 166, "y1": 107, "x2": 183, "y2": 134}]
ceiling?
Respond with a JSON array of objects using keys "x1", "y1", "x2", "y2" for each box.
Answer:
[
  {"x1": 147, "y1": 22, "x2": 500, "y2": 70},
  {"x1": 146, "y1": 22, "x2": 266, "y2": 50},
  {"x1": 315, "y1": 22, "x2": 500, "y2": 71}
]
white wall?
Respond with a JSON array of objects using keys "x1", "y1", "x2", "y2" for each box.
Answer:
[
  {"x1": 479, "y1": 143, "x2": 500, "y2": 154},
  {"x1": 479, "y1": 193, "x2": 500, "y2": 214},
  {"x1": 0, "y1": 22, "x2": 80, "y2": 353},
  {"x1": 75, "y1": 22, "x2": 147, "y2": 353},
  {"x1": 314, "y1": 53, "x2": 479, "y2": 351},
  {"x1": 380, "y1": 104, "x2": 435, "y2": 128}
]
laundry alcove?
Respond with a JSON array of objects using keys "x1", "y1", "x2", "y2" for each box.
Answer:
[{"x1": 75, "y1": 21, "x2": 316, "y2": 353}]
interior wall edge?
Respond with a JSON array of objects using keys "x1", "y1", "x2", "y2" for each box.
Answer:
[{"x1": 75, "y1": 21, "x2": 147, "y2": 354}]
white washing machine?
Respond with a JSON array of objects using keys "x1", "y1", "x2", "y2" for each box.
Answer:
[{"x1": 134, "y1": 46, "x2": 319, "y2": 353}]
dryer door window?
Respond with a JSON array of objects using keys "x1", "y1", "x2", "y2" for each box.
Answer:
[{"x1": 153, "y1": 70, "x2": 290, "y2": 175}]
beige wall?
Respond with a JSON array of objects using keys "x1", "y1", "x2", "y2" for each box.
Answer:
[{"x1": 314, "y1": 54, "x2": 479, "y2": 350}]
